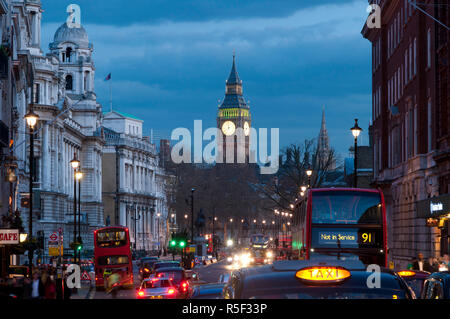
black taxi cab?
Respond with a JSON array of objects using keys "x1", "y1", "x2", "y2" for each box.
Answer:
[
  {"x1": 222, "y1": 260, "x2": 415, "y2": 299},
  {"x1": 421, "y1": 271, "x2": 450, "y2": 299},
  {"x1": 395, "y1": 270, "x2": 430, "y2": 298}
]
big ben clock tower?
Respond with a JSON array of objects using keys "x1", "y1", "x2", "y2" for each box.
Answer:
[{"x1": 217, "y1": 55, "x2": 251, "y2": 163}]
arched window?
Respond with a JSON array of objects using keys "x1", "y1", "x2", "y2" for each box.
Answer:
[
  {"x1": 66, "y1": 47, "x2": 72, "y2": 62},
  {"x1": 65, "y1": 74, "x2": 73, "y2": 90}
]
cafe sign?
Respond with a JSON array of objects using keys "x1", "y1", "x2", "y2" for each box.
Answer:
[
  {"x1": 417, "y1": 193, "x2": 450, "y2": 219},
  {"x1": 0, "y1": 229, "x2": 19, "y2": 244}
]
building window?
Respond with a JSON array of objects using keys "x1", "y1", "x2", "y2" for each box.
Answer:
[
  {"x1": 427, "y1": 29, "x2": 431, "y2": 68},
  {"x1": 33, "y1": 83, "x2": 40, "y2": 104},
  {"x1": 409, "y1": 43, "x2": 413, "y2": 80},
  {"x1": 414, "y1": 38, "x2": 417, "y2": 75},
  {"x1": 414, "y1": 106, "x2": 418, "y2": 155},
  {"x1": 65, "y1": 75, "x2": 73, "y2": 90},
  {"x1": 65, "y1": 47, "x2": 72, "y2": 62},
  {"x1": 428, "y1": 99, "x2": 432, "y2": 152}
]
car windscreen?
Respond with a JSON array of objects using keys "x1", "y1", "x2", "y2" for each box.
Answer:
[
  {"x1": 143, "y1": 279, "x2": 172, "y2": 289},
  {"x1": 96, "y1": 229, "x2": 127, "y2": 247},
  {"x1": 154, "y1": 263, "x2": 180, "y2": 269},
  {"x1": 142, "y1": 261, "x2": 157, "y2": 269},
  {"x1": 156, "y1": 271, "x2": 183, "y2": 283}
]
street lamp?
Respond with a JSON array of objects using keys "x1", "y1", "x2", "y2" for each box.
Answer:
[
  {"x1": 25, "y1": 109, "x2": 39, "y2": 277},
  {"x1": 157, "y1": 212, "x2": 161, "y2": 252},
  {"x1": 301, "y1": 186, "x2": 307, "y2": 193},
  {"x1": 306, "y1": 167, "x2": 313, "y2": 188},
  {"x1": 70, "y1": 152, "x2": 80, "y2": 264},
  {"x1": 350, "y1": 119, "x2": 362, "y2": 188},
  {"x1": 75, "y1": 169, "x2": 83, "y2": 265}
]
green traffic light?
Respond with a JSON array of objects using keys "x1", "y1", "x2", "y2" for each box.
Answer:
[
  {"x1": 179, "y1": 241, "x2": 186, "y2": 247},
  {"x1": 170, "y1": 240, "x2": 176, "y2": 246}
]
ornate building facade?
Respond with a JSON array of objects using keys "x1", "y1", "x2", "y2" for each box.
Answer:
[
  {"x1": 362, "y1": 0, "x2": 449, "y2": 267},
  {"x1": 102, "y1": 110, "x2": 170, "y2": 253},
  {"x1": 8, "y1": 0, "x2": 104, "y2": 262}
]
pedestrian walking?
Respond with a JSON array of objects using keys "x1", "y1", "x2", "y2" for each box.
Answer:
[
  {"x1": 44, "y1": 275, "x2": 57, "y2": 299},
  {"x1": 30, "y1": 271, "x2": 44, "y2": 299}
]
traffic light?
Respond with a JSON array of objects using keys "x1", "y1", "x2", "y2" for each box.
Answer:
[
  {"x1": 179, "y1": 240, "x2": 186, "y2": 248},
  {"x1": 70, "y1": 241, "x2": 83, "y2": 251},
  {"x1": 170, "y1": 240, "x2": 177, "y2": 247}
]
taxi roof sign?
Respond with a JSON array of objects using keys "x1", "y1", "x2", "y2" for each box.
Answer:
[
  {"x1": 397, "y1": 270, "x2": 416, "y2": 277},
  {"x1": 295, "y1": 266, "x2": 351, "y2": 284}
]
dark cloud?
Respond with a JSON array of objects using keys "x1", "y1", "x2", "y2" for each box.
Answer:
[{"x1": 41, "y1": 0, "x2": 372, "y2": 156}]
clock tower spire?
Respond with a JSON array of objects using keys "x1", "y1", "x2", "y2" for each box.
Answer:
[{"x1": 217, "y1": 54, "x2": 251, "y2": 163}]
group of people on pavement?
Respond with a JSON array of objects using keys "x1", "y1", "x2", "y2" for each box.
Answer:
[
  {"x1": 0, "y1": 266, "x2": 73, "y2": 299},
  {"x1": 409, "y1": 253, "x2": 449, "y2": 272}
]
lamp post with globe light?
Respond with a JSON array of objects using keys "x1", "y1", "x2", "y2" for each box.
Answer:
[
  {"x1": 69, "y1": 153, "x2": 80, "y2": 263},
  {"x1": 351, "y1": 119, "x2": 362, "y2": 188},
  {"x1": 24, "y1": 109, "x2": 39, "y2": 277},
  {"x1": 306, "y1": 167, "x2": 313, "y2": 188},
  {"x1": 75, "y1": 169, "x2": 83, "y2": 264}
]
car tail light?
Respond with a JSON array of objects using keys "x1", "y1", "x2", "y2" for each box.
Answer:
[
  {"x1": 168, "y1": 288, "x2": 175, "y2": 295},
  {"x1": 137, "y1": 290, "x2": 145, "y2": 298},
  {"x1": 144, "y1": 268, "x2": 149, "y2": 272},
  {"x1": 181, "y1": 281, "x2": 188, "y2": 292}
]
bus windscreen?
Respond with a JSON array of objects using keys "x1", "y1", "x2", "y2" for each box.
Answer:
[
  {"x1": 96, "y1": 229, "x2": 127, "y2": 247},
  {"x1": 311, "y1": 191, "x2": 382, "y2": 224}
]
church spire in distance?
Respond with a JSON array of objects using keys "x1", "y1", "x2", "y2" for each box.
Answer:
[{"x1": 317, "y1": 105, "x2": 335, "y2": 169}]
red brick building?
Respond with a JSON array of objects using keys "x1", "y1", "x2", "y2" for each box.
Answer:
[{"x1": 362, "y1": 0, "x2": 449, "y2": 268}]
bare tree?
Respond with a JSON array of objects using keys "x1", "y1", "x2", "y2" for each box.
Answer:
[{"x1": 254, "y1": 138, "x2": 339, "y2": 212}]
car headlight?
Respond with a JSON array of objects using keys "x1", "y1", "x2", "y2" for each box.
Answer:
[
  {"x1": 234, "y1": 255, "x2": 240, "y2": 261},
  {"x1": 227, "y1": 257, "x2": 233, "y2": 262},
  {"x1": 266, "y1": 251, "x2": 273, "y2": 258}
]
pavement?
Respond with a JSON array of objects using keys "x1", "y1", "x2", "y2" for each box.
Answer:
[{"x1": 71, "y1": 282, "x2": 94, "y2": 299}]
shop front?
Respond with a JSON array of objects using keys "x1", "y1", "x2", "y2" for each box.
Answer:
[{"x1": 417, "y1": 193, "x2": 450, "y2": 256}]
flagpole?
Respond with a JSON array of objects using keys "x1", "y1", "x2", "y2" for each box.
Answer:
[{"x1": 109, "y1": 78, "x2": 112, "y2": 112}]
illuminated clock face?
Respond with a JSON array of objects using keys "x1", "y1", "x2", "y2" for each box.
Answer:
[
  {"x1": 244, "y1": 122, "x2": 250, "y2": 136},
  {"x1": 222, "y1": 121, "x2": 236, "y2": 136}
]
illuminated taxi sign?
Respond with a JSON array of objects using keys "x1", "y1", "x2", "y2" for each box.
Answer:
[
  {"x1": 397, "y1": 270, "x2": 416, "y2": 277},
  {"x1": 295, "y1": 266, "x2": 351, "y2": 284}
]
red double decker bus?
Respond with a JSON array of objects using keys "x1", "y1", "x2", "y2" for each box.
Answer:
[
  {"x1": 94, "y1": 226, "x2": 133, "y2": 289},
  {"x1": 292, "y1": 188, "x2": 387, "y2": 267}
]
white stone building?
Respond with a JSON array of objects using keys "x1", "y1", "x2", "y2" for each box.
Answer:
[
  {"x1": 102, "y1": 111, "x2": 170, "y2": 253},
  {"x1": 10, "y1": 0, "x2": 104, "y2": 262}
]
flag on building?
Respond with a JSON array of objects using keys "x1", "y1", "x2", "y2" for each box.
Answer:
[{"x1": 104, "y1": 73, "x2": 111, "y2": 81}]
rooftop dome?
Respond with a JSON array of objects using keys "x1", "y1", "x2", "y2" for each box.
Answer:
[{"x1": 52, "y1": 23, "x2": 90, "y2": 48}]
